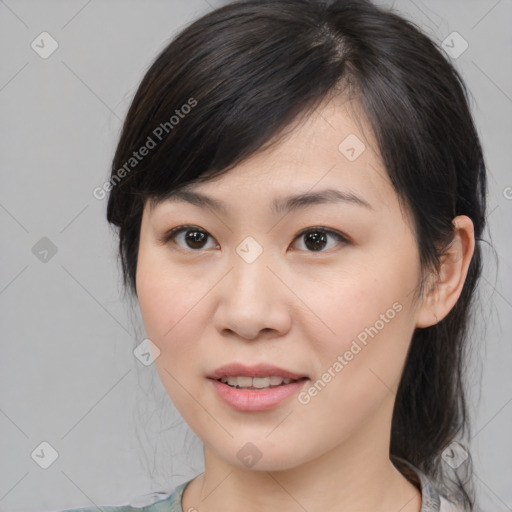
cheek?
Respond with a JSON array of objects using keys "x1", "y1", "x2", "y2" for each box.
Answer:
[
  {"x1": 304, "y1": 266, "x2": 416, "y2": 347},
  {"x1": 300, "y1": 250, "x2": 420, "y2": 388},
  {"x1": 136, "y1": 252, "x2": 208, "y2": 417},
  {"x1": 136, "y1": 243, "x2": 201, "y2": 343},
  {"x1": 135, "y1": 250, "x2": 207, "y2": 408},
  {"x1": 289, "y1": 273, "x2": 417, "y2": 454}
]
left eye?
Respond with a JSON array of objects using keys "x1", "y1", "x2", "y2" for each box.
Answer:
[
  {"x1": 163, "y1": 225, "x2": 219, "y2": 251},
  {"x1": 161, "y1": 225, "x2": 348, "y2": 252},
  {"x1": 291, "y1": 227, "x2": 348, "y2": 252}
]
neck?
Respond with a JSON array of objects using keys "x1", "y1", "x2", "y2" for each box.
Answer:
[{"x1": 182, "y1": 397, "x2": 421, "y2": 512}]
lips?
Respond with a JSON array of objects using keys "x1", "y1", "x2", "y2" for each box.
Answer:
[
  {"x1": 207, "y1": 363, "x2": 310, "y2": 411},
  {"x1": 208, "y1": 363, "x2": 308, "y2": 381}
]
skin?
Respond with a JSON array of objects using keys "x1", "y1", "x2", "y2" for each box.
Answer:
[{"x1": 136, "y1": 95, "x2": 475, "y2": 512}]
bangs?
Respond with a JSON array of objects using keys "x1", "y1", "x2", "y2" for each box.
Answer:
[{"x1": 108, "y1": 0, "x2": 351, "y2": 221}]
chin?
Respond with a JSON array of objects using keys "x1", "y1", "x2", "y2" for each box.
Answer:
[{"x1": 215, "y1": 437, "x2": 313, "y2": 472}]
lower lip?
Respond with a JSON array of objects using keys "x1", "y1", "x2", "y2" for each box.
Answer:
[{"x1": 209, "y1": 378, "x2": 308, "y2": 411}]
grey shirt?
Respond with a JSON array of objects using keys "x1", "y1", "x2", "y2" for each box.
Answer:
[{"x1": 58, "y1": 460, "x2": 466, "y2": 512}]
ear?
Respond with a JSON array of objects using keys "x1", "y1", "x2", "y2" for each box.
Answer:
[{"x1": 415, "y1": 215, "x2": 475, "y2": 328}]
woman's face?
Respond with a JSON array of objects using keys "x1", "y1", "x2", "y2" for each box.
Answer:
[{"x1": 136, "y1": 97, "x2": 427, "y2": 471}]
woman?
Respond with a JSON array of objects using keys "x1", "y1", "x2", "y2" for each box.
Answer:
[{"x1": 62, "y1": 0, "x2": 487, "y2": 510}]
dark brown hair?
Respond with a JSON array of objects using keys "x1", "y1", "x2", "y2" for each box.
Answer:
[{"x1": 106, "y1": 0, "x2": 487, "y2": 508}]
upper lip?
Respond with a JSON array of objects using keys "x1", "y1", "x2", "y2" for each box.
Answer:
[{"x1": 208, "y1": 363, "x2": 308, "y2": 380}]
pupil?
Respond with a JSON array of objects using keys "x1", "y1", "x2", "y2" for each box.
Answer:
[
  {"x1": 305, "y1": 231, "x2": 327, "y2": 251},
  {"x1": 186, "y1": 230, "x2": 206, "y2": 248}
]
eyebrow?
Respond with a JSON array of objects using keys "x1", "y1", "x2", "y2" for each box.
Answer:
[{"x1": 162, "y1": 187, "x2": 373, "y2": 215}]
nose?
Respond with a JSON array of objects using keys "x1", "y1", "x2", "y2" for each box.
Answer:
[{"x1": 212, "y1": 251, "x2": 292, "y2": 341}]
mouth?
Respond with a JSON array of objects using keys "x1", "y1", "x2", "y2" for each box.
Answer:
[
  {"x1": 207, "y1": 363, "x2": 310, "y2": 411},
  {"x1": 208, "y1": 362, "x2": 309, "y2": 383},
  {"x1": 215, "y1": 375, "x2": 308, "y2": 390}
]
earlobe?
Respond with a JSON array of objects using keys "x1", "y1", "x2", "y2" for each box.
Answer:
[{"x1": 415, "y1": 216, "x2": 475, "y2": 328}]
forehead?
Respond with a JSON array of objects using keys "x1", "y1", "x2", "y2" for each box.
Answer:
[{"x1": 151, "y1": 94, "x2": 396, "y2": 215}]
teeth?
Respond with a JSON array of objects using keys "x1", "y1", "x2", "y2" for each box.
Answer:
[
  {"x1": 236, "y1": 376, "x2": 253, "y2": 387},
  {"x1": 252, "y1": 377, "x2": 270, "y2": 388},
  {"x1": 219, "y1": 376, "x2": 297, "y2": 389}
]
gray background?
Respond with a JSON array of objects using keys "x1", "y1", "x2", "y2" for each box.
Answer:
[{"x1": 0, "y1": 1, "x2": 510, "y2": 511}]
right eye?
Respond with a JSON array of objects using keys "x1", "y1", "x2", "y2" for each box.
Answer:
[{"x1": 161, "y1": 225, "x2": 219, "y2": 251}]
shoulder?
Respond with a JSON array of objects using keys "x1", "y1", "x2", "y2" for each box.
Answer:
[
  {"x1": 56, "y1": 480, "x2": 190, "y2": 512},
  {"x1": 393, "y1": 457, "x2": 469, "y2": 512},
  {"x1": 439, "y1": 495, "x2": 469, "y2": 512}
]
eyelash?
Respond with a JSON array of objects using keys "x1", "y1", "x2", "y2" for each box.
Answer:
[{"x1": 159, "y1": 224, "x2": 350, "y2": 253}]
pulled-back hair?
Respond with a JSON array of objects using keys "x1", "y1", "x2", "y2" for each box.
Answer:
[{"x1": 106, "y1": 1, "x2": 487, "y2": 508}]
